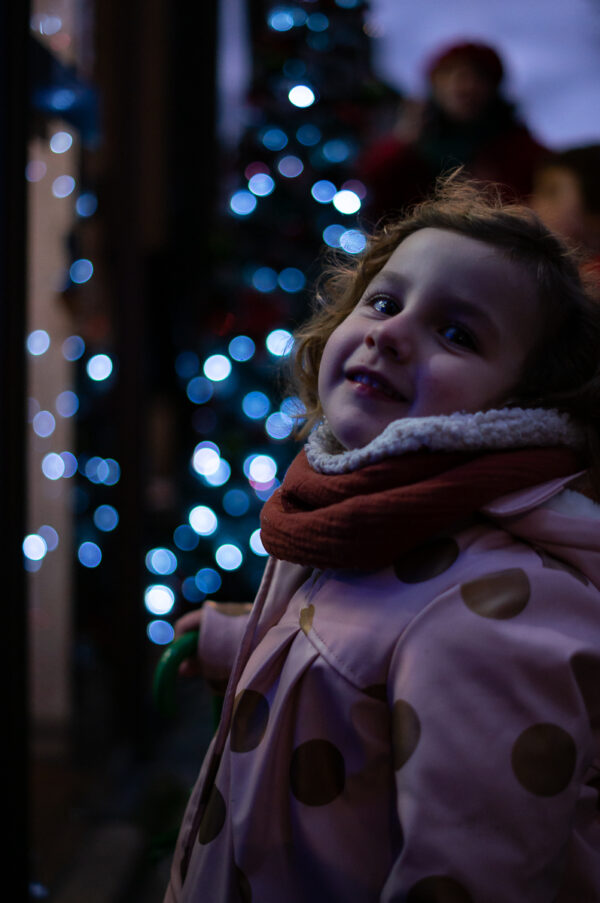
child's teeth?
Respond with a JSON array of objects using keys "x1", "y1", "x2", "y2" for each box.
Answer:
[{"x1": 354, "y1": 374, "x2": 396, "y2": 397}]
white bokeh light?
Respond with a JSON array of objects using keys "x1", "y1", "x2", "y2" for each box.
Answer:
[
  {"x1": 144, "y1": 584, "x2": 175, "y2": 616},
  {"x1": 189, "y1": 505, "x2": 218, "y2": 536}
]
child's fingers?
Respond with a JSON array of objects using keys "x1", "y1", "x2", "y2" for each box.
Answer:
[
  {"x1": 178, "y1": 658, "x2": 203, "y2": 678},
  {"x1": 173, "y1": 608, "x2": 205, "y2": 638},
  {"x1": 171, "y1": 609, "x2": 204, "y2": 676}
]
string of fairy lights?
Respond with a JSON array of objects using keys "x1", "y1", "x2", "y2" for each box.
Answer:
[{"x1": 23, "y1": 0, "x2": 369, "y2": 648}]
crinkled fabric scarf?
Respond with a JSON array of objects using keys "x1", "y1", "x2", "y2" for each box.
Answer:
[{"x1": 260, "y1": 446, "x2": 581, "y2": 570}]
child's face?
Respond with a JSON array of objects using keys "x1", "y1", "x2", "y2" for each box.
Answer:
[{"x1": 318, "y1": 228, "x2": 540, "y2": 450}]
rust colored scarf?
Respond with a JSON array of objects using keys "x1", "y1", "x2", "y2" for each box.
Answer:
[{"x1": 260, "y1": 446, "x2": 580, "y2": 569}]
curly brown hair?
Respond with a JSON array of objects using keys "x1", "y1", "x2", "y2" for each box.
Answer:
[{"x1": 288, "y1": 174, "x2": 600, "y2": 482}]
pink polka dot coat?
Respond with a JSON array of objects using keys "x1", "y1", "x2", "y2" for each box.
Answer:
[{"x1": 165, "y1": 473, "x2": 600, "y2": 903}]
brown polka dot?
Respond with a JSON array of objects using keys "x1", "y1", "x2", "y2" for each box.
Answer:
[
  {"x1": 406, "y1": 875, "x2": 474, "y2": 902},
  {"x1": 197, "y1": 785, "x2": 226, "y2": 844},
  {"x1": 460, "y1": 568, "x2": 530, "y2": 619},
  {"x1": 511, "y1": 723, "x2": 577, "y2": 796},
  {"x1": 394, "y1": 537, "x2": 459, "y2": 583},
  {"x1": 534, "y1": 547, "x2": 589, "y2": 585},
  {"x1": 290, "y1": 739, "x2": 345, "y2": 806},
  {"x1": 236, "y1": 866, "x2": 252, "y2": 903},
  {"x1": 364, "y1": 683, "x2": 388, "y2": 702},
  {"x1": 392, "y1": 699, "x2": 421, "y2": 770},
  {"x1": 230, "y1": 689, "x2": 270, "y2": 752},
  {"x1": 299, "y1": 603, "x2": 315, "y2": 634}
]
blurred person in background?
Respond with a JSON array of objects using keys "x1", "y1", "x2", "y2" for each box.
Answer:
[
  {"x1": 358, "y1": 40, "x2": 547, "y2": 223},
  {"x1": 530, "y1": 144, "x2": 600, "y2": 279}
]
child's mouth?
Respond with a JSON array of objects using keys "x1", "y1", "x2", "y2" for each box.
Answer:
[{"x1": 348, "y1": 371, "x2": 405, "y2": 401}]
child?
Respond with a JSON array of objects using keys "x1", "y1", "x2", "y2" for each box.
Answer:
[
  {"x1": 164, "y1": 177, "x2": 600, "y2": 903},
  {"x1": 530, "y1": 144, "x2": 600, "y2": 278}
]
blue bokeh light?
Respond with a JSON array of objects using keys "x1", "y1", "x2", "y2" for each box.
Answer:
[
  {"x1": 340, "y1": 229, "x2": 367, "y2": 254},
  {"x1": 281, "y1": 396, "x2": 306, "y2": 417},
  {"x1": 248, "y1": 173, "x2": 275, "y2": 197},
  {"x1": 261, "y1": 128, "x2": 288, "y2": 151},
  {"x1": 38, "y1": 525, "x2": 59, "y2": 551},
  {"x1": 182, "y1": 577, "x2": 205, "y2": 603},
  {"x1": 203, "y1": 458, "x2": 231, "y2": 487},
  {"x1": 195, "y1": 567, "x2": 222, "y2": 594},
  {"x1": 147, "y1": 620, "x2": 175, "y2": 645},
  {"x1": 145, "y1": 547, "x2": 178, "y2": 575},
  {"x1": 223, "y1": 488, "x2": 251, "y2": 516},
  {"x1": 322, "y1": 139, "x2": 351, "y2": 163},
  {"x1": 186, "y1": 376, "x2": 213, "y2": 404},
  {"x1": 242, "y1": 391, "x2": 271, "y2": 420},
  {"x1": 78, "y1": 541, "x2": 102, "y2": 568},
  {"x1": 251, "y1": 267, "x2": 278, "y2": 293},
  {"x1": 268, "y1": 9, "x2": 294, "y2": 31},
  {"x1": 62, "y1": 335, "x2": 85, "y2": 361},
  {"x1": 306, "y1": 12, "x2": 329, "y2": 31},
  {"x1": 33, "y1": 410, "x2": 56, "y2": 437},
  {"x1": 278, "y1": 268, "x2": 305, "y2": 293},
  {"x1": 175, "y1": 350, "x2": 200, "y2": 379},
  {"x1": 53, "y1": 175, "x2": 76, "y2": 198},
  {"x1": 230, "y1": 190, "x2": 257, "y2": 216},
  {"x1": 296, "y1": 124, "x2": 321, "y2": 146},
  {"x1": 277, "y1": 155, "x2": 304, "y2": 178},
  {"x1": 76, "y1": 192, "x2": 98, "y2": 217},
  {"x1": 229, "y1": 335, "x2": 255, "y2": 361},
  {"x1": 93, "y1": 505, "x2": 119, "y2": 532},
  {"x1": 322, "y1": 224, "x2": 346, "y2": 248},
  {"x1": 173, "y1": 524, "x2": 200, "y2": 551},
  {"x1": 70, "y1": 258, "x2": 94, "y2": 284},
  {"x1": 266, "y1": 411, "x2": 294, "y2": 439},
  {"x1": 311, "y1": 180, "x2": 337, "y2": 203},
  {"x1": 56, "y1": 390, "x2": 79, "y2": 418},
  {"x1": 60, "y1": 451, "x2": 78, "y2": 477}
]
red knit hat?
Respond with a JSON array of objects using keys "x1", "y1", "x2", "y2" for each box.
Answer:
[{"x1": 426, "y1": 41, "x2": 504, "y2": 86}]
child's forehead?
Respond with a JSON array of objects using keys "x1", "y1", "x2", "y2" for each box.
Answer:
[{"x1": 377, "y1": 228, "x2": 519, "y2": 278}]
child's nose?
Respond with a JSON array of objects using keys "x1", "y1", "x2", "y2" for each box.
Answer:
[{"x1": 365, "y1": 317, "x2": 413, "y2": 360}]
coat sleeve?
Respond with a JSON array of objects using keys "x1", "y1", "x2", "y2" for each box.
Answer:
[
  {"x1": 380, "y1": 565, "x2": 600, "y2": 903},
  {"x1": 197, "y1": 602, "x2": 252, "y2": 692}
]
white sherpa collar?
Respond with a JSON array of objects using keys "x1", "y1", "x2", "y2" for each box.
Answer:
[{"x1": 305, "y1": 408, "x2": 584, "y2": 475}]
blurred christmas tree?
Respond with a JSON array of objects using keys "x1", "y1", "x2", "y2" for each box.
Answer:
[{"x1": 143, "y1": 0, "x2": 400, "y2": 640}]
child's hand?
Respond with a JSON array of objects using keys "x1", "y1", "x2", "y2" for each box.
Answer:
[{"x1": 174, "y1": 608, "x2": 205, "y2": 677}]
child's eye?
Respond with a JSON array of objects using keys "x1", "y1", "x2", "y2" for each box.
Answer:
[
  {"x1": 370, "y1": 295, "x2": 400, "y2": 316},
  {"x1": 440, "y1": 323, "x2": 477, "y2": 350}
]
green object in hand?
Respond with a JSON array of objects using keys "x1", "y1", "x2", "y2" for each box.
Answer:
[{"x1": 153, "y1": 630, "x2": 199, "y2": 717}]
